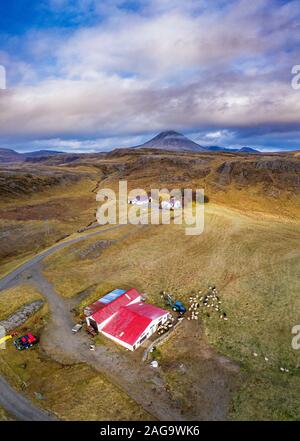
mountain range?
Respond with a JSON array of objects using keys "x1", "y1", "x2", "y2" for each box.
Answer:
[
  {"x1": 0, "y1": 148, "x2": 64, "y2": 163},
  {"x1": 0, "y1": 131, "x2": 261, "y2": 163},
  {"x1": 206, "y1": 145, "x2": 259, "y2": 153},
  {"x1": 131, "y1": 131, "x2": 260, "y2": 153}
]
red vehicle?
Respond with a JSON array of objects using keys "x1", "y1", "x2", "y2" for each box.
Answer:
[{"x1": 14, "y1": 334, "x2": 38, "y2": 351}]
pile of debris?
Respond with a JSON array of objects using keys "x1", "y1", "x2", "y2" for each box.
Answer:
[
  {"x1": 0, "y1": 301, "x2": 44, "y2": 333},
  {"x1": 187, "y1": 286, "x2": 228, "y2": 321},
  {"x1": 77, "y1": 240, "x2": 114, "y2": 260},
  {"x1": 156, "y1": 316, "x2": 175, "y2": 335}
]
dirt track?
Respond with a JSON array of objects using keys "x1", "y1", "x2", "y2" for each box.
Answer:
[{"x1": 0, "y1": 375, "x2": 57, "y2": 421}]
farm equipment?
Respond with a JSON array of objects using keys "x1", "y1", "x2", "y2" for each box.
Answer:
[
  {"x1": 13, "y1": 334, "x2": 38, "y2": 351},
  {"x1": 163, "y1": 293, "x2": 186, "y2": 315},
  {"x1": 86, "y1": 325, "x2": 97, "y2": 337}
]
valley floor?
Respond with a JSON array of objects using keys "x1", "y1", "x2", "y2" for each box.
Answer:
[{"x1": 0, "y1": 202, "x2": 299, "y2": 420}]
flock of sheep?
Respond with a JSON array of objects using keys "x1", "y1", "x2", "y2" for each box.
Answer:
[
  {"x1": 187, "y1": 286, "x2": 228, "y2": 321},
  {"x1": 157, "y1": 286, "x2": 292, "y2": 375},
  {"x1": 156, "y1": 316, "x2": 176, "y2": 336}
]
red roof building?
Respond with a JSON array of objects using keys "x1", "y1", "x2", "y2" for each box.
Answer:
[
  {"x1": 85, "y1": 290, "x2": 170, "y2": 351},
  {"x1": 86, "y1": 288, "x2": 141, "y2": 332}
]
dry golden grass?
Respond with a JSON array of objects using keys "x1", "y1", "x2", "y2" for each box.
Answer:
[
  {"x1": 0, "y1": 284, "x2": 44, "y2": 321},
  {"x1": 43, "y1": 223, "x2": 136, "y2": 298},
  {"x1": 42, "y1": 203, "x2": 300, "y2": 419},
  {"x1": 0, "y1": 176, "x2": 99, "y2": 272},
  {"x1": 0, "y1": 175, "x2": 97, "y2": 209},
  {"x1": 0, "y1": 406, "x2": 13, "y2": 421}
]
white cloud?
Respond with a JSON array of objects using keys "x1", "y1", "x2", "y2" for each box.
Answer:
[{"x1": 0, "y1": 0, "x2": 300, "y2": 148}]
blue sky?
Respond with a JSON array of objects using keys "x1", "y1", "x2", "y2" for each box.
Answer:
[{"x1": 0, "y1": 0, "x2": 299, "y2": 152}]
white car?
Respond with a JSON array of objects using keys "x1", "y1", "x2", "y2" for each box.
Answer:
[{"x1": 72, "y1": 324, "x2": 82, "y2": 334}]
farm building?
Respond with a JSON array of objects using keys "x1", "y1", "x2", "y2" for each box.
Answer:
[
  {"x1": 85, "y1": 288, "x2": 170, "y2": 351},
  {"x1": 161, "y1": 196, "x2": 182, "y2": 210},
  {"x1": 84, "y1": 289, "x2": 126, "y2": 316},
  {"x1": 128, "y1": 195, "x2": 151, "y2": 206}
]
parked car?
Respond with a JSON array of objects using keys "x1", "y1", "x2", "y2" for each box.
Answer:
[
  {"x1": 14, "y1": 334, "x2": 38, "y2": 350},
  {"x1": 72, "y1": 323, "x2": 83, "y2": 334}
]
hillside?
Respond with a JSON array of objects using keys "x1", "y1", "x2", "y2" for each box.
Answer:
[
  {"x1": 0, "y1": 148, "x2": 23, "y2": 163},
  {"x1": 1, "y1": 149, "x2": 299, "y2": 217}
]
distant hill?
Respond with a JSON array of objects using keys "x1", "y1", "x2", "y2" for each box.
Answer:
[
  {"x1": 24, "y1": 149, "x2": 64, "y2": 158},
  {"x1": 0, "y1": 148, "x2": 64, "y2": 163},
  {"x1": 239, "y1": 147, "x2": 260, "y2": 153},
  {"x1": 133, "y1": 131, "x2": 206, "y2": 152},
  {"x1": 0, "y1": 148, "x2": 23, "y2": 163},
  {"x1": 207, "y1": 146, "x2": 260, "y2": 154}
]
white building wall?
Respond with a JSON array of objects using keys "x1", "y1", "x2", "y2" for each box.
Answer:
[
  {"x1": 101, "y1": 330, "x2": 134, "y2": 351},
  {"x1": 133, "y1": 312, "x2": 170, "y2": 350},
  {"x1": 100, "y1": 312, "x2": 170, "y2": 351}
]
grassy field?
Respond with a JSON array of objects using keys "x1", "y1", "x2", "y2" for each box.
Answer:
[
  {"x1": 0, "y1": 175, "x2": 99, "y2": 274},
  {"x1": 42, "y1": 203, "x2": 300, "y2": 420},
  {"x1": 0, "y1": 406, "x2": 13, "y2": 421},
  {"x1": 0, "y1": 284, "x2": 44, "y2": 321},
  {"x1": 43, "y1": 223, "x2": 139, "y2": 298}
]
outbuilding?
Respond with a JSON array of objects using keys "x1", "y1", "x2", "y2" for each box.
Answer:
[
  {"x1": 161, "y1": 196, "x2": 182, "y2": 210},
  {"x1": 85, "y1": 288, "x2": 170, "y2": 350},
  {"x1": 101, "y1": 302, "x2": 170, "y2": 351},
  {"x1": 128, "y1": 195, "x2": 150, "y2": 206},
  {"x1": 84, "y1": 289, "x2": 126, "y2": 316},
  {"x1": 86, "y1": 288, "x2": 141, "y2": 333}
]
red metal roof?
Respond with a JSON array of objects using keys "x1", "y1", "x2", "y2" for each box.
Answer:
[
  {"x1": 101, "y1": 302, "x2": 169, "y2": 346},
  {"x1": 102, "y1": 306, "x2": 151, "y2": 346},
  {"x1": 90, "y1": 288, "x2": 141, "y2": 325},
  {"x1": 126, "y1": 302, "x2": 168, "y2": 320}
]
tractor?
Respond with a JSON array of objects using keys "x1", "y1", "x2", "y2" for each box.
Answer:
[{"x1": 163, "y1": 293, "x2": 186, "y2": 315}]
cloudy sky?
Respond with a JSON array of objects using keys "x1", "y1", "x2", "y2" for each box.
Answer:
[{"x1": 0, "y1": 0, "x2": 300, "y2": 152}]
